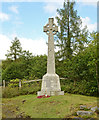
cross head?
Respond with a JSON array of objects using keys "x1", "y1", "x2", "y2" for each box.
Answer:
[{"x1": 43, "y1": 18, "x2": 58, "y2": 35}]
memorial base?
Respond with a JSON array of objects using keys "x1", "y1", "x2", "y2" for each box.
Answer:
[
  {"x1": 37, "y1": 73, "x2": 64, "y2": 96},
  {"x1": 37, "y1": 91, "x2": 64, "y2": 96}
]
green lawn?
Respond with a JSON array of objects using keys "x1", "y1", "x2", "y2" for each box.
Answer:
[{"x1": 2, "y1": 93, "x2": 97, "y2": 118}]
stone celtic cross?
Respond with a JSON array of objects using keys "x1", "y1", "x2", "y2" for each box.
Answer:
[
  {"x1": 43, "y1": 18, "x2": 58, "y2": 74},
  {"x1": 37, "y1": 18, "x2": 64, "y2": 96}
]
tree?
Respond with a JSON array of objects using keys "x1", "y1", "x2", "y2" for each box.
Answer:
[
  {"x1": 20, "y1": 50, "x2": 33, "y2": 61},
  {"x1": 56, "y1": 32, "x2": 97, "y2": 86},
  {"x1": 2, "y1": 61, "x2": 27, "y2": 81},
  {"x1": 55, "y1": 0, "x2": 88, "y2": 60},
  {"x1": 30, "y1": 55, "x2": 47, "y2": 79},
  {"x1": 19, "y1": 50, "x2": 34, "y2": 79},
  {"x1": 5, "y1": 37, "x2": 22, "y2": 61}
]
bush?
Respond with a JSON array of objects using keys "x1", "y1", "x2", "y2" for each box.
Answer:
[
  {"x1": 2, "y1": 62, "x2": 26, "y2": 81},
  {"x1": 2, "y1": 87, "x2": 19, "y2": 98},
  {"x1": 2, "y1": 81, "x2": 41, "y2": 98},
  {"x1": 61, "y1": 80, "x2": 98, "y2": 97},
  {"x1": 8, "y1": 78, "x2": 19, "y2": 87}
]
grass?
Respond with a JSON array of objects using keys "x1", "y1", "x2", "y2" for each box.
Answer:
[{"x1": 2, "y1": 93, "x2": 98, "y2": 118}]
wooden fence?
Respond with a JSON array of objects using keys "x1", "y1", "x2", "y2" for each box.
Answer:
[
  {"x1": 2, "y1": 79, "x2": 42, "y2": 88},
  {"x1": 2, "y1": 78, "x2": 67, "y2": 88}
]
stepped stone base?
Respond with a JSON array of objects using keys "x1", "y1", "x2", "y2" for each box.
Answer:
[
  {"x1": 37, "y1": 91, "x2": 64, "y2": 96},
  {"x1": 37, "y1": 73, "x2": 64, "y2": 96}
]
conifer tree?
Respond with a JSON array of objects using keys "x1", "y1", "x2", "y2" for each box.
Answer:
[
  {"x1": 55, "y1": 0, "x2": 88, "y2": 60},
  {"x1": 6, "y1": 37, "x2": 22, "y2": 61}
]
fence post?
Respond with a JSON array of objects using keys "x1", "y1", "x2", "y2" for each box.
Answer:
[
  {"x1": 19, "y1": 79, "x2": 21, "y2": 88},
  {"x1": 3, "y1": 80, "x2": 5, "y2": 88}
]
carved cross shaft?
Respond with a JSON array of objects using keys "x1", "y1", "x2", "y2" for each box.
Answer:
[{"x1": 43, "y1": 18, "x2": 58, "y2": 74}]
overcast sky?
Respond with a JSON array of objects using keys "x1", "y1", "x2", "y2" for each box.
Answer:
[{"x1": 0, "y1": 0, "x2": 98, "y2": 60}]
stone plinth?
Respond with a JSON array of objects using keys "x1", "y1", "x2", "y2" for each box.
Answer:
[
  {"x1": 37, "y1": 73, "x2": 64, "y2": 96},
  {"x1": 37, "y1": 91, "x2": 64, "y2": 96}
]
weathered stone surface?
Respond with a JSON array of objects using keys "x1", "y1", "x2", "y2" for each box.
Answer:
[
  {"x1": 37, "y1": 90, "x2": 64, "y2": 96},
  {"x1": 80, "y1": 105, "x2": 87, "y2": 110},
  {"x1": 37, "y1": 18, "x2": 64, "y2": 96},
  {"x1": 37, "y1": 73, "x2": 64, "y2": 96},
  {"x1": 91, "y1": 106, "x2": 99, "y2": 112},
  {"x1": 43, "y1": 18, "x2": 58, "y2": 74},
  {"x1": 77, "y1": 111, "x2": 93, "y2": 116},
  {"x1": 41, "y1": 73, "x2": 61, "y2": 91}
]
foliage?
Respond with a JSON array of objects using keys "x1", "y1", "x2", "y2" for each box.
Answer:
[
  {"x1": 2, "y1": 87, "x2": 19, "y2": 98},
  {"x1": 56, "y1": 32, "x2": 97, "y2": 96},
  {"x1": 30, "y1": 55, "x2": 47, "y2": 79},
  {"x1": 8, "y1": 78, "x2": 19, "y2": 87},
  {"x1": 2, "y1": 59, "x2": 13, "y2": 73},
  {"x1": 61, "y1": 80, "x2": 98, "y2": 96},
  {"x1": 2, "y1": 81, "x2": 41, "y2": 98},
  {"x1": 5, "y1": 37, "x2": 22, "y2": 61},
  {"x1": 56, "y1": 42, "x2": 96, "y2": 83},
  {"x1": 55, "y1": 1, "x2": 89, "y2": 60},
  {"x1": 2, "y1": 62, "x2": 27, "y2": 81},
  {"x1": 2, "y1": 54, "x2": 47, "y2": 81}
]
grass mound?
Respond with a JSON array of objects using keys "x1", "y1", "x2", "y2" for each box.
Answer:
[{"x1": 2, "y1": 93, "x2": 97, "y2": 119}]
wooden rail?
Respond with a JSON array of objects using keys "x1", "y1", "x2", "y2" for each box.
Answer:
[
  {"x1": 22, "y1": 79, "x2": 42, "y2": 83},
  {"x1": 60, "y1": 78, "x2": 67, "y2": 80},
  {"x1": 2, "y1": 78, "x2": 67, "y2": 88}
]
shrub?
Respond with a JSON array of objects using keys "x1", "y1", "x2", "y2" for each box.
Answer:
[
  {"x1": 61, "y1": 80, "x2": 98, "y2": 96},
  {"x1": 2, "y1": 87, "x2": 19, "y2": 98},
  {"x1": 8, "y1": 78, "x2": 19, "y2": 87},
  {"x1": 2, "y1": 81, "x2": 41, "y2": 98}
]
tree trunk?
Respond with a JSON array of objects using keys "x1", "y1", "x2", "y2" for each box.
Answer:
[
  {"x1": 67, "y1": 0, "x2": 71, "y2": 59},
  {"x1": 14, "y1": 49, "x2": 17, "y2": 61}
]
